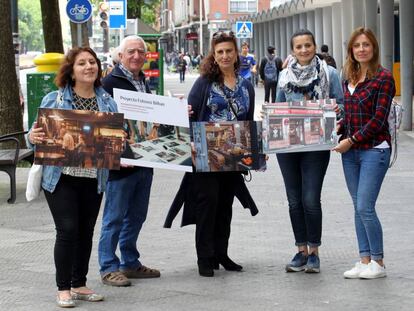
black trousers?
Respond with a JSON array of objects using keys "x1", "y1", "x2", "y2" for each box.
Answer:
[
  {"x1": 44, "y1": 174, "x2": 103, "y2": 290},
  {"x1": 192, "y1": 172, "x2": 238, "y2": 259},
  {"x1": 264, "y1": 80, "x2": 277, "y2": 103},
  {"x1": 179, "y1": 70, "x2": 185, "y2": 82}
]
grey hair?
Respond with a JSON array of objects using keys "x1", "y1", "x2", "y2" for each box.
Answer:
[
  {"x1": 111, "y1": 46, "x2": 120, "y2": 65},
  {"x1": 119, "y1": 35, "x2": 147, "y2": 53}
]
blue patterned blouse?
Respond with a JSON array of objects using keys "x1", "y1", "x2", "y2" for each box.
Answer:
[{"x1": 205, "y1": 76, "x2": 251, "y2": 122}]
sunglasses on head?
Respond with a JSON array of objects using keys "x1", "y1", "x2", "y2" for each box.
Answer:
[{"x1": 212, "y1": 31, "x2": 235, "y2": 39}]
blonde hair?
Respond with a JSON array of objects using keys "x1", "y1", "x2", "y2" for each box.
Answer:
[{"x1": 343, "y1": 27, "x2": 380, "y2": 85}]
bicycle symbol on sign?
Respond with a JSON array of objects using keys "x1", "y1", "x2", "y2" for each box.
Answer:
[{"x1": 70, "y1": 4, "x2": 89, "y2": 16}]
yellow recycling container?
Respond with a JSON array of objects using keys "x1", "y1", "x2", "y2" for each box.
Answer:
[
  {"x1": 33, "y1": 53, "x2": 64, "y2": 73},
  {"x1": 393, "y1": 62, "x2": 401, "y2": 96}
]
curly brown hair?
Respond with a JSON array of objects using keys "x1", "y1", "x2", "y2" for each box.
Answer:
[
  {"x1": 343, "y1": 27, "x2": 380, "y2": 85},
  {"x1": 200, "y1": 31, "x2": 240, "y2": 84},
  {"x1": 55, "y1": 47, "x2": 102, "y2": 88}
]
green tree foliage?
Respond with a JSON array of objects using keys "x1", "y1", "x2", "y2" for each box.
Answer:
[
  {"x1": 128, "y1": 0, "x2": 160, "y2": 25},
  {"x1": 18, "y1": 0, "x2": 44, "y2": 52}
]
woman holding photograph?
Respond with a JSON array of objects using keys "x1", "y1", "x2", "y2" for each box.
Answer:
[
  {"x1": 333, "y1": 27, "x2": 395, "y2": 279},
  {"x1": 27, "y1": 47, "x2": 117, "y2": 307},
  {"x1": 186, "y1": 31, "x2": 255, "y2": 277},
  {"x1": 275, "y1": 29, "x2": 343, "y2": 273}
]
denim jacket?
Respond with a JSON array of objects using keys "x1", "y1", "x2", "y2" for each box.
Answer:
[
  {"x1": 27, "y1": 85, "x2": 118, "y2": 193},
  {"x1": 276, "y1": 65, "x2": 344, "y2": 111}
]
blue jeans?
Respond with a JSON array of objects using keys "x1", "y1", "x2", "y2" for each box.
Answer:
[
  {"x1": 276, "y1": 151, "x2": 330, "y2": 247},
  {"x1": 342, "y1": 148, "x2": 390, "y2": 260},
  {"x1": 98, "y1": 168, "x2": 153, "y2": 274}
]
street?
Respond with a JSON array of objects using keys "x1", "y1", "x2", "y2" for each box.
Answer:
[{"x1": 1, "y1": 70, "x2": 414, "y2": 310}]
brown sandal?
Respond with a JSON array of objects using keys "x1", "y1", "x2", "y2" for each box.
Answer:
[
  {"x1": 101, "y1": 271, "x2": 131, "y2": 287},
  {"x1": 122, "y1": 265, "x2": 161, "y2": 279}
]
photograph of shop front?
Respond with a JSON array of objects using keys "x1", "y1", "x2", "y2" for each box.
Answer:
[
  {"x1": 34, "y1": 109, "x2": 124, "y2": 169},
  {"x1": 263, "y1": 99, "x2": 337, "y2": 153},
  {"x1": 192, "y1": 121, "x2": 264, "y2": 172},
  {"x1": 122, "y1": 121, "x2": 192, "y2": 172}
]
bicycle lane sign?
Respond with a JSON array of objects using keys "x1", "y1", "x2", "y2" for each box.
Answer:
[{"x1": 66, "y1": 0, "x2": 92, "y2": 24}]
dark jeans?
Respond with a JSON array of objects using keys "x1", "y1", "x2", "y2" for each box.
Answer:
[
  {"x1": 192, "y1": 172, "x2": 238, "y2": 259},
  {"x1": 264, "y1": 80, "x2": 277, "y2": 103},
  {"x1": 276, "y1": 151, "x2": 330, "y2": 247},
  {"x1": 179, "y1": 70, "x2": 185, "y2": 82},
  {"x1": 44, "y1": 174, "x2": 102, "y2": 290}
]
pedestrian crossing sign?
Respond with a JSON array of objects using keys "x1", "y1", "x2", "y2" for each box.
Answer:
[{"x1": 236, "y1": 21, "x2": 253, "y2": 38}]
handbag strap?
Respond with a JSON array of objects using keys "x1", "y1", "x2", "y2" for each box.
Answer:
[{"x1": 221, "y1": 85, "x2": 238, "y2": 121}]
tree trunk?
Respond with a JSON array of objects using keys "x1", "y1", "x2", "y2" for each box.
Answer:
[
  {"x1": 70, "y1": 22, "x2": 90, "y2": 48},
  {"x1": 0, "y1": 0, "x2": 24, "y2": 141},
  {"x1": 40, "y1": 0, "x2": 64, "y2": 53}
]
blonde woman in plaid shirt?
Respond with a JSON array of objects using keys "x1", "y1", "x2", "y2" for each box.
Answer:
[{"x1": 334, "y1": 27, "x2": 395, "y2": 279}]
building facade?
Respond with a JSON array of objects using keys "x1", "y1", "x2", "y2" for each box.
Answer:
[
  {"x1": 224, "y1": 0, "x2": 413, "y2": 130},
  {"x1": 159, "y1": 0, "x2": 270, "y2": 55}
]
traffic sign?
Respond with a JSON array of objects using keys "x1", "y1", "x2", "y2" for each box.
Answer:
[
  {"x1": 109, "y1": 0, "x2": 127, "y2": 29},
  {"x1": 236, "y1": 21, "x2": 253, "y2": 38},
  {"x1": 66, "y1": 0, "x2": 92, "y2": 24}
]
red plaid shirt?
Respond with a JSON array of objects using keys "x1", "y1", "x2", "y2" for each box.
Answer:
[{"x1": 339, "y1": 66, "x2": 395, "y2": 149}]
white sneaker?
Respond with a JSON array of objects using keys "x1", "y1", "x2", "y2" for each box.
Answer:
[
  {"x1": 343, "y1": 261, "x2": 369, "y2": 279},
  {"x1": 359, "y1": 261, "x2": 386, "y2": 279}
]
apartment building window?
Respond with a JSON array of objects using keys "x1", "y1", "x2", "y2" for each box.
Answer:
[{"x1": 229, "y1": 0, "x2": 257, "y2": 13}]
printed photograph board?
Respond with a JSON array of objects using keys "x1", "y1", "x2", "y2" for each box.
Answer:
[
  {"x1": 34, "y1": 108, "x2": 124, "y2": 169},
  {"x1": 192, "y1": 121, "x2": 265, "y2": 172},
  {"x1": 114, "y1": 88, "x2": 192, "y2": 172},
  {"x1": 262, "y1": 99, "x2": 338, "y2": 153}
]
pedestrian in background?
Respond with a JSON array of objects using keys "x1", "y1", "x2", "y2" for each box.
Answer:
[
  {"x1": 320, "y1": 44, "x2": 337, "y2": 69},
  {"x1": 178, "y1": 31, "x2": 255, "y2": 277},
  {"x1": 259, "y1": 45, "x2": 282, "y2": 103},
  {"x1": 177, "y1": 53, "x2": 187, "y2": 83},
  {"x1": 27, "y1": 47, "x2": 117, "y2": 308},
  {"x1": 276, "y1": 29, "x2": 343, "y2": 274},
  {"x1": 239, "y1": 41, "x2": 257, "y2": 84},
  {"x1": 183, "y1": 52, "x2": 192, "y2": 73},
  {"x1": 333, "y1": 27, "x2": 395, "y2": 279}
]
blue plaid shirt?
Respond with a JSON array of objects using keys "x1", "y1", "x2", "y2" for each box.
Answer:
[{"x1": 119, "y1": 64, "x2": 146, "y2": 93}]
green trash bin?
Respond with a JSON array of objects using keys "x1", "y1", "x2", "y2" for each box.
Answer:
[
  {"x1": 27, "y1": 53, "x2": 64, "y2": 128},
  {"x1": 27, "y1": 73, "x2": 57, "y2": 128}
]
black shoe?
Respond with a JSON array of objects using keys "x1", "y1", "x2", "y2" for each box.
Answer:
[
  {"x1": 197, "y1": 258, "x2": 214, "y2": 277},
  {"x1": 212, "y1": 257, "x2": 220, "y2": 270},
  {"x1": 216, "y1": 255, "x2": 243, "y2": 271}
]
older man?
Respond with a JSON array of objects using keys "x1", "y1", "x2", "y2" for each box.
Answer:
[{"x1": 98, "y1": 35, "x2": 160, "y2": 287}]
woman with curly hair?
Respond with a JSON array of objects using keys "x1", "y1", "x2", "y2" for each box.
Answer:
[{"x1": 186, "y1": 31, "x2": 255, "y2": 277}]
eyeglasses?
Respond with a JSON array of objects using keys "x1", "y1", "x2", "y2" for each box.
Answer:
[
  {"x1": 125, "y1": 48, "x2": 146, "y2": 56},
  {"x1": 212, "y1": 31, "x2": 235, "y2": 40}
]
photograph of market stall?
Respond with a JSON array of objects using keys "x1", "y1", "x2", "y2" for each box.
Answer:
[
  {"x1": 192, "y1": 121, "x2": 264, "y2": 172},
  {"x1": 34, "y1": 108, "x2": 124, "y2": 169}
]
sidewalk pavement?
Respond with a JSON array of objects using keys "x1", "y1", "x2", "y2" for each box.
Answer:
[{"x1": 1, "y1": 75, "x2": 414, "y2": 311}]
